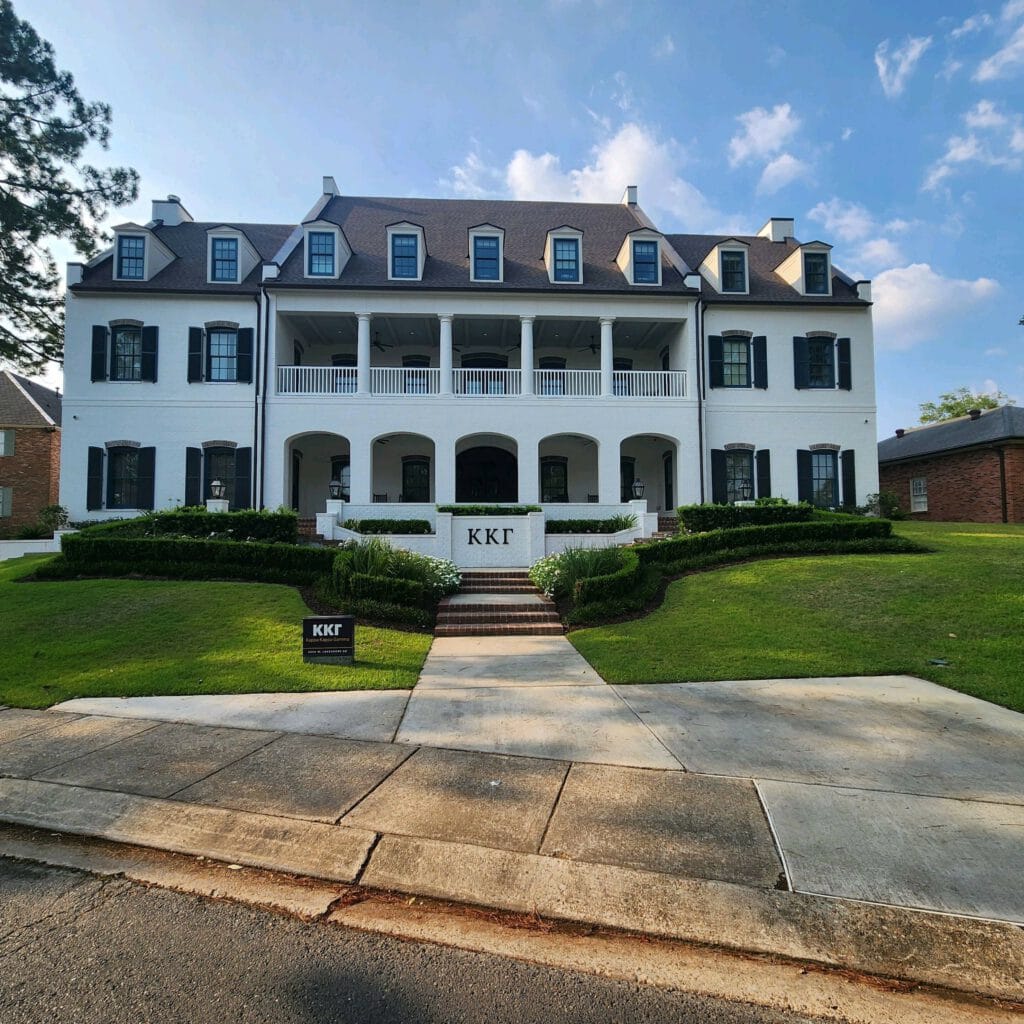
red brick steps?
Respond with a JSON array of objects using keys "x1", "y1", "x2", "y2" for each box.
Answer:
[{"x1": 435, "y1": 570, "x2": 564, "y2": 637}]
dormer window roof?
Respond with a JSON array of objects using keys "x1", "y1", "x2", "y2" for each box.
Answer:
[
  {"x1": 301, "y1": 219, "x2": 351, "y2": 280},
  {"x1": 698, "y1": 238, "x2": 750, "y2": 296},
  {"x1": 468, "y1": 223, "x2": 504, "y2": 283},
  {"x1": 117, "y1": 235, "x2": 145, "y2": 280},
  {"x1": 110, "y1": 223, "x2": 175, "y2": 283},
  {"x1": 544, "y1": 225, "x2": 583, "y2": 284},
  {"x1": 615, "y1": 228, "x2": 663, "y2": 286},
  {"x1": 386, "y1": 221, "x2": 426, "y2": 281},
  {"x1": 206, "y1": 226, "x2": 261, "y2": 285},
  {"x1": 775, "y1": 240, "x2": 833, "y2": 297}
]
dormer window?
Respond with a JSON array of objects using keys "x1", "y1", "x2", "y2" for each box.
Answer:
[
  {"x1": 804, "y1": 252, "x2": 830, "y2": 294},
  {"x1": 472, "y1": 236, "x2": 500, "y2": 280},
  {"x1": 632, "y1": 240, "x2": 658, "y2": 284},
  {"x1": 211, "y1": 237, "x2": 238, "y2": 282},
  {"x1": 308, "y1": 231, "x2": 335, "y2": 276},
  {"x1": 553, "y1": 238, "x2": 580, "y2": 282},
  {"x1": 392, "y1": 234, "x2": 418, "y2": 278},
  {"x1": 721, "y1": 249, "x2": 747, "y2": 293},
  {"x1": 117, "y1": 235, "x2": 145, "y2": 280}
]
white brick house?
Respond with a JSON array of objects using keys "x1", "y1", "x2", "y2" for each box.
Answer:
[{"x1": 60, "y1": 179, "x2": 878, "y2": 557}]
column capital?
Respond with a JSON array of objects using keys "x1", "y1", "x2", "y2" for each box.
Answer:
[
  {"x1": 356, "y1": 312, "x2": 373, "y2": 324},
  {"x1": 519, "y1": 315, "x2": 535, "y2": 325},
  {"x1": 437, "y1": 313, "x2": 455, "y2": 324},
  {"x1": 599, "y1": 316, "x2": 616, "y2": 327}
]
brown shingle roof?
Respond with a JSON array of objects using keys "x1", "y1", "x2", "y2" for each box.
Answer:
[{"x1": 0, "y1": 370, "x2": 61, "y2": 427}]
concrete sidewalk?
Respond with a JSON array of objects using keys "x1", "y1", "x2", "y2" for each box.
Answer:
[{"x1": 1, "y1": 701, "x2": 1023, "y2": 1000}]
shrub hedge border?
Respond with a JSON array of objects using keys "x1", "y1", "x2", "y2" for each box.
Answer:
[
  {"x1": 342, "y1": 519, "x2": 433, "y2": 535},
  {"x1": 676, "y1": 502, "x2": 815, "y2": 533},
  {"x1": 73, "y1": 508, "x2": 298, "y2": 544}
]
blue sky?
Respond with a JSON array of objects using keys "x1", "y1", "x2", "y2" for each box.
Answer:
[{"x1": 20, "y1": 0, "x2": 1024, "y2": 437}]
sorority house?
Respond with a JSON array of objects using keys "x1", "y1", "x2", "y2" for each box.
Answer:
[{"x1": 60, "y1": 178, "x2": 878, "y2": 556}]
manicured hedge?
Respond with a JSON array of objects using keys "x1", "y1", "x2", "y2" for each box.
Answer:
[
  {"x1": 75, "y1": 508, "x2": 298, "y2": 543},
  {"x1": 545, "y1": 516, "x2": 636, "y2": 535},
  {"x1": 437, "y1": 505, "x2": 541, "y2": 516},
  {"x1": 348, "y1": 572, "x2": 426, "y2": 607},
  {"x1": 573, "y1": 548, "x2": 642, "y2": 604},
  {"x1": 34, "y1": 557, "x2": 324, "y2": 587},
  {"x1": 677, "y1": 502, "x2": 814, "y2": 533},
  {"x1": 60, "y1": 533, "x2": 334, "y2": 584},
  {"x1": 342, "y1": 519, "x2": 433, "y2": 535},
  {"x1": 637, "y1": 519, "x2": 891, "y2": 567}
]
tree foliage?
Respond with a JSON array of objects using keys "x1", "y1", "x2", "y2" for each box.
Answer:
[
  {"x1": 0, "y1": 0, "x2": 138, "y2": 370},
  {"x1": 919, "y1": 386, "x2": 1013, "y2": 423}
]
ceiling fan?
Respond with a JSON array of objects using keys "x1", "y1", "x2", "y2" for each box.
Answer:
[
  {"x1": 372, "y1": 332, "x2": 393, "y2": 352},
  {"x1": 575, "y1": 335, "x2": 599, "y2": 354}
]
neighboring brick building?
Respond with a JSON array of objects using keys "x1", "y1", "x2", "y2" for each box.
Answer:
[
  {"x1": 877, "y1": 406, "x2": 1024, "y2": 523},
  {"x1": 0, "y1": 370, "x2": 62, "y2": 532}
]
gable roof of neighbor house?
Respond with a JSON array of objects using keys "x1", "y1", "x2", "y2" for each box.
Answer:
[
  {"x1": 667, "y1": 233, "x2": 867, "y2": 306},
  {"x1": 0, "y1": 370, "x2": 62, "y2": 427},
  {"x1": 877, "y1": 405, "x2": 1024, "y2": 464}
]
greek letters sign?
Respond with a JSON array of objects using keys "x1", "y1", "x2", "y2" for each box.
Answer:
[
  {"x1": 466, "y1": 527, "x2": 515, "y2": 545},
  {"x1": 452, "y1": 515, "x2": 533, "y2": 567},
  {"x1": 302, "y1": 615, "x2": 355, "y2": 665}
]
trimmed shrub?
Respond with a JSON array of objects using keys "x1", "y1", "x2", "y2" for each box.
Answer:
[
  {"x1": 343, "y1": 519, "x2": 433, "y2": 535},
  {"x1": 573, "y1": 548, "x2": 641, "y2": 605},
  {"x1": 545, "y1": 514, "x2": 636, "y2": 534},
  {"x1": 437, "y1": 505, "x2": 541, "y2": 516},
  {"x1": 74, "y1": 508, "x2": 298, "y2": 543},
  {"x1": 677, "y1": 501, "x2": 814, "y2": 533},
  {"x1": 348, "y1": 572, "x2": 426, "y2": 607},
  {"x1": 346, "y1": 599, "x2": 433, "y2": 630},
  {"x1": 566, "y1": 565, "x2": 663, "y2": 626}
]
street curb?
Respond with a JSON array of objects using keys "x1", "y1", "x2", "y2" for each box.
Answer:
[{"x1": 362, "y1": 834, "x2": 1024, "y2": 1002}]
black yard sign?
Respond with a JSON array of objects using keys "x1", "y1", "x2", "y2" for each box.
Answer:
[{"x1": 302, "y1": 615, "x2": 355, "y2": 665}]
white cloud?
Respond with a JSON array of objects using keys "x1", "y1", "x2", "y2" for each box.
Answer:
[
  {"x1": 1003, "y1": 0, "x2": 1024, "y2": 22},
  {"x1": 923, "y1": 115, "x2": 1024, "y2": 191},
  {"x1": 964, "y1": 99, "x2": 1008, "y2": 128},
  {"x1": 975, "y1": 22, "x2": 1024, "y2": 80},
  {"x1": 807, "y1": 198, "x2": 875, "y2": 242},
  {"x1": 1012, "y1": 124, "x2": 1024, "y2": 150},
  {"x1": 442, "y1": 147, "x2": 506, "y2": 198},
  {"x1": 841, "y1": 127, "x2": 854, "y2": 141},
  {"x1": 728, "y1": 103, "x2": 801, "y2": 166},
  {"x1": 884, "y1": 217, "x2": 913, "y2": 233},
  {"x1": 857, "y1": 238, "x2": 904, "y2": 267},
  {"x1": 872, "y1": 264, "x2": 1000, "y2": 349},
  {"x1": 611, "y1": 70, "x2": 634, "y2": 113},
  {"x1": 757, "y1": 153, "x2": 811, "y2": 194},
  {"x1": 652, "y1": 34, "x2": 675, "y2": 59},
  {"x1": 874, "y1": 35, "x2": 933, "y2": 97},
  {"x1": 950, "y1": 13, "x2": 993, "y2": 39},
  {"x1": 505, "y1": 150, "x2": 574, "y2": 200},
  {"x1": 939, "y1": 56, "x2": 964, "y2": 80},
  {"x1": 767, "y1": 46, "x2": 787, "y2": 69},
  {"x1": 985, "y1": 346, "x2": 1009, "y2": 356}
]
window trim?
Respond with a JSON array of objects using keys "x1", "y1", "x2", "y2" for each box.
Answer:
[
  {"x1": 386, "y1": 224, "x2": 425, "y2": 281},
  {"x1": 306, "y1": 229, "x2": 336, "y2": 277},
  {"x1": 719, "y1": 248, "x2": 748, "y2": 294},
  {"x1": 631, "y1": 238, "x2": 660, "y2": 285},
  {"x1": 209, "y1": 235, "x2": 240, "y2": 283},
  {"x1": 910, "y1": 477, "x2": 928, "y2": 513},
  {"x1": 810, "y1": 449, "x2": 840, "y2": 509},
  {"x1": 115, "y1": 234, "x2": 146, "y2": 281},
  {"x1": 803, "y1": 250, "x2": 831, "y2": 295},
  {"x1": 206, "y1": 327, "x2": 239, "y2": 383},
  {"x1": 469, "y1": 228, "x2": 504, "y2": 283},
  {"x1": 722, "y1": 337, "x2": 752, "y2": 388},
  {"x1": 0, "y1": 429, "x2": 14, "y2": 457},
  {"x1": 552, "y1": 236, "x2": 581, "y2": 283}
]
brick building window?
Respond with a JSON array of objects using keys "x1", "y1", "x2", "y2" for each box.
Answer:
[
  {"x1": 0, "y1": 429, "x2": 13, "y2": 456},
  {"x1": 911, "y1": 477, "x2": 928, "y2": 512},
  {"x1": 0, "y1": 486, "x2": 11, "y2": 517}
]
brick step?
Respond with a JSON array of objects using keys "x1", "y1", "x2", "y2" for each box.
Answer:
[
  {"x1": 436, "y1": 612, "x2": 563, "y2": 626},
  {"x1": 439, "y1": 602, "x2": 555, "y2": 615},
  {"x1": 459, "y1": 572, "x2": 531, "y2": 582},
  {"x1": 458, "y1": 583, "x2": 538, "y2": 593},
  {"x1": 435, "y1": 623, "x2": 565, "y2": 636}
]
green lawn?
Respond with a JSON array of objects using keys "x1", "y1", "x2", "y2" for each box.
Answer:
[
  {"x1": 0, "y1": 556, "x2": 432, "y2": 709},
  {"x1": 570, "y1": 522, "x2": 1024, "y2": 712}
]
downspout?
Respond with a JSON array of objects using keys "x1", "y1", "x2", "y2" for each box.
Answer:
[
  {"x1": 696, "y1": 299, "x2": 707, "y2": 502},
  {"x1": 997, "y1": 446, "x2": 1008, "y2": 523},
  {"x1": 251, "y1": 290, "x2": 262, "y2": 510},
  {"x1": 259, "y1": 287, "x2": 271, "y2": 509}
]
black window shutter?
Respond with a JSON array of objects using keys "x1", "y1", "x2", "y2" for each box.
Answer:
[
  {"x1": 752, "y1": 336, "x2": 767, "y2": 389},
  {"x1": 187, "y1": 328, "x2": 204, "y2": 382},
  {"x1": 793, "y1": 337, "x2": 809, "y2": 389},
  {"x1": 234, "y1": 447, "x2": 252, "y2": 510},
  {"x1": 185, "y1": 447, "x2": 202, "y2": 506},
  {"x1": 841, "y1": 449, "x2": 856, "y2": 508},
  {"x1": 755, "y1": 449, "x2": 771, "y2": 498},
  {"x1": 137, "y1": 447, "x2": 156, "y2": 510},
  {"x1": 796, "y1": 450, "x2": 813, "y2": 503},
  {"x1": 710, "y1": 449, "x2": 727, "y2": 504},
  {"x1": 708, "y1": 336, "x2": 724, "y2": 388},
  {"x1": 141, "y1": 326, "x2": 159, "y2": 382},
  {"x1": 91, "y1": 327, "x2": 108, "y2": 381},
  {"x1": 236, "y1": 328, "x2": 254, "y2": 383},
  {"x1": 87, "y1": 447, "x2": 105, "y2": 510},
  {"x1": 837, "y1": 337, "x2": 852, "y2": 390}
]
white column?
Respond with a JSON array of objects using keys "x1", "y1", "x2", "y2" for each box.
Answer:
[
  {"x1": 438, "y1": 314, "x2": 453, "y2": 396},
  {"x1": 598, "y1": 437, "x2": 620, "y2": 504},
  {"x1": 350, "y1": 436, "x2": 372, "y2": 504},
  {"x1": 518, "y1": 437, "x2": 538, "y2": 503},
  {"x1": 600, "y1": 316, "x2": 615, "y2": 397},
  {"x1": 520, "y1": 316, "x2": 535, "y2": 396},
  {"x1": 435, "y1": 435, "x2": 456, "y2": 504},
  {"x1": 356, "y1": 313, "x2": 372, "y2": 395}
]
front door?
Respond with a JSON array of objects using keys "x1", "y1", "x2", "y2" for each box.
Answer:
[
  {"x1": 456, "y1": 446, "x2": 518, "y2": 502},
  {"x1": 663, "y1": 452, "x2": 674, "y2": 510}
]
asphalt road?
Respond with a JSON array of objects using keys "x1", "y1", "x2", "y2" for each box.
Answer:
[{"x1": 0, "y1": 858, "x2": 822, "y2": 1024}]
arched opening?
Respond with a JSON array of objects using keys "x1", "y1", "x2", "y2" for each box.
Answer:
[
  {"x1": 284, "y1": 432, "x2": 350, "y2": 515},
  {"x1": 538, "y1": 434, "x2": 599, "y2": 503},
  {"x1": 455, "y1": 434, "x2": 518, "y2": 503},
  {"x1": 620, "y1": 433, "x2": 680, "y2": 511},
  {"x1": 372, "y1": 433, "x2": 436, "y2": 504}
]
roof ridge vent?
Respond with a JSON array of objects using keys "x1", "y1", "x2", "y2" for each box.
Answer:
[{"x1": 895, "y1": 428, "x2": 905, "y2": 437}]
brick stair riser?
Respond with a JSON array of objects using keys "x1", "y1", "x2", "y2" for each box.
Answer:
[
  {"x1": 458, "y1": 584, "x2": 537, "y2": 593},
  {"x1": 435, "y1": 624, "x2": 565, "y2": 636},
  {"x1": 437, "y1": 615, "x2": 562, "y2": 626},
  {"x1": 459, "y1": 576, "x2": 531, "y2": 584}
]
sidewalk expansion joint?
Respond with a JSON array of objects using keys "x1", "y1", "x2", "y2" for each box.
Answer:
[{"x1": 535, "y1": 762, "x2": 572, "y2": 854}]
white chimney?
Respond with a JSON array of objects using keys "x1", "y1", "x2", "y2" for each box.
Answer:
[
  {"x1": 66, "y1": 262, "x2": 84, "y2": 286},
  {"x1": 151, "y1": 194, "x2": 193, "y2": 226},
  {"x1": 856, "y1": 280, "x2": 872, "y2": 301},
  {"x1": 621, "y1": 185, "x2": 638, "y2": 206},
  {"x1": 757, "y1": 217, "x2": 794, "y2": 243},
  {"x1": 323, "y1": 176, "x2": 340, "y2": 196}
]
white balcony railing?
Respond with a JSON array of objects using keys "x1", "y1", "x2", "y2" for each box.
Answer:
[
  {"x1": 371, "y1": 367, "x2": 441, "y2": 396},
  {"x1": 534, "y1": 369, "x2": 601, "y2": 397},
  {"x1": 452, "y1": 368, "x2": 522, "y2": 395},
  {"x1": 612, "y1": 370, "x2": 687, "y2": 398},
  {"x1": 277, "y1": 365, "x2": 357, "y2": 395}
]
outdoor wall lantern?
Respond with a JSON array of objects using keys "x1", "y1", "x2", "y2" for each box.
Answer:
[
  {"x1": 209, "y1": 479, "x2": 227, "y2": 500},
  {"x1": 328, "y1": 479, "x2": 343, "y2": 500},
  {"x1": 631, "y1": 479, "x2": 646, "y2": 498},
  {"x1": 738, "y1": 482, "x2": 753, "y2": 501}
]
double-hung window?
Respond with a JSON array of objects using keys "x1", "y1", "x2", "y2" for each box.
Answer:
[
  {"x1": 803, "y1": 252, "x2": 829, "y2": 294},
  {"x1": 207, "y1": 329, "x2": 238, "y2": 382},
  {"x1": 391, "y1": 234, "x2": 418, "y2": 278},
  {"x1": 553, "y1": 238, "x2": 580, "y2": 282},
  {"x1": 472, "y1": 236, "x2": 499, "y2": 280},
  {"x1": 0, "y1": 429, "x2": 13, "y2": 456},
  {"x1": 911, "y1": 477, "x2": 928, "y2": 513},
  {"x1": 723, "y1": 339, "x2": 751, "y2": 387},
  {"x1": 117, "y1": 236, "x2": 145, "y2": 280},
  {"x1": 111, "y1": 326, "x2": 143, "y2": 381},
  {"x1": 720, "y1": 250, "x2": 747, "y2": 293},
  {"x1": 308, "y1": 231, "x2": 335, "y2": 276},
  {"x1": 807, "y1": 338, "x2": 835, "y2": 388},
  {"x1": 632, "y1": 240, "x2": 658, "y2": 283},
  {"x1": 725, "y1": 450, "x2": 754, "y2": 503},
  {"x1": 211, "y1": 238, "x2": 238, "y2": 282},
  {"x1": 810, "y1": 450, "x2": 839, "y2": 508},
  {"x1": 107, "y1": 447, "x2": 141, "y2": 509}
]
